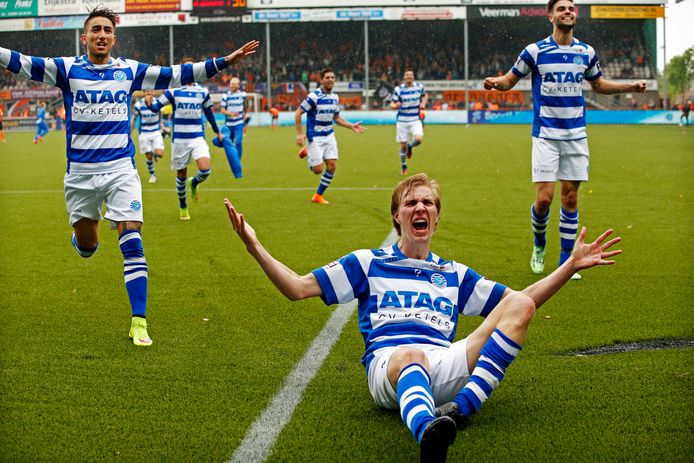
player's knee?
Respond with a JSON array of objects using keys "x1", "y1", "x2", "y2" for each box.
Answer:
[
  {"x1": 504, "y1": 292, "x2": 536, "y2": 327},
  {"x1": 536, "y1": 194, "x2": 553, "y2": 211},
  {"x1": 311, "y1": 166, "x2": 323, "y2": 174},
  {"x1": 394, "y1": 347, "x2": 428, "y2": 368}
]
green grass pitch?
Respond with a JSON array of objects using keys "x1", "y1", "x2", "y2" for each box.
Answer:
[{"x1": 0, "y1": 124, "x2": 692, "y2": 462}]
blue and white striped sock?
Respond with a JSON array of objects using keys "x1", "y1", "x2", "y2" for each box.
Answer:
[
  {"x1": 398, "y1": 363, "x2": 436, "y2": 443},
  {"x1": 453, "y1": 329, "x2": 522, "y2": 416},
  {"x1": 559, "y1": 208, "x2": 579, "y2": 266},
  {"x1": 71, "y1": 233, "x2": 98, "y2": 258},
  {"x1": 531, "y1": 205, "x2": 550, "y2": 248},
  {"x1": 119, "y1": 230, "x2": 148, "y2": 318},
  {"x1": 399, "y1": 148, "x2": 407, "y2": 171},
  {"x1": 316, "y1": 170, "x2": 334, "y2": 195},
  {"x1": 176, "y1": 177, "x2": 187, "y2": 209},
  {"x1": 145, "y1": 157, "x2": 155, "y2": 175},
  {"x1": 191, "y1": 168, "x2": 211, "y2": 188}
]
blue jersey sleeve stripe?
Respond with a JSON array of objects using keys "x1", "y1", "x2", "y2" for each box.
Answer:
[
  {"x1": 8, "y1": 50, "x2": 22, "y2": 74},
  {"x1": 154, "y1": 67, "x2": 173, "y2": 89},
  {"x1": 205, "y1": 59, "x2": 216, "y2": 78},
  {"x1": 214, "y1": 57, "x2": 227, "y2": 72},
  {"x1": 341, "y1": 253, "x2": 368, "y2": 300},
  {"x1": 30, "y1": 57, "x2": 45, "y2": 82},
  {"x1": 312, "y1": 268, "x2": 337, "y2": 305},
  {"x1": 132, "y1": 62, "x2": 148, "y2": 90},
  {"x1": 584, "y1": 71, "x2": 602, "y2": 82},
  {"x1": 511, "y1": 67, "x2": 526, "y2": 78},
  {"x1": 181, "y1": 63, "x2": 194, "y2": 85},
  {"x1": 457, "y1": 268, "x2": 481, "y2": 311},
  {"x1": 480, "y1": 283, "x2": 507, "y2": 317}
]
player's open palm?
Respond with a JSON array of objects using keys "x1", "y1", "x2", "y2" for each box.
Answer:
[
  {"x1": 226, "y1": 40, "x2": 260, "y2": 65},
  {"x1": 571, "y1": 227, "x2": 622, "y2": 271},
  {"x1": 224, "y1": 199, "x2": 257, "y2": 248}
]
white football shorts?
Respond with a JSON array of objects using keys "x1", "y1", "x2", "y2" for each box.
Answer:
[
  {"x1": 138, "y1": 131, "x2": 164, "y2": 154},
  {"x1": 307, "y1": 133, "x2": 338, "y2": 168},
  {"x1": 64, "y1": 168, "x2": 143, "y2": 225},
  {"x1": 396, "y1": 120, "x2": 424, "y2": 143},
  {"x1": 171, "y1": 137, "x2": 210, "y2": 171},
  {"x1": 367, "y1": 339, "x2": 470, "y2": 410},
  {"x1": 532, "y1": 136, "x2": 590, "y2": 182}
]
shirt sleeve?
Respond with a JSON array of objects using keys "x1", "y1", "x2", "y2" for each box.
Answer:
[
  {"x1": 300, "y1": 93, "x2": 315, "y2": 112},
  {"x1": 130, "y1": 57, "x2": 228, "y2": 91},
  {"x1": 0, "y1": 47, "x2": 67, "y2": 88},
  {"x1": 511, "y1": 46, "x2": 534, "y2": 78},
  {"x1": 312, "y1": 252, "x2": 368, "y2": 306},
  {"x1": 584, "y1": 46, "x2": 603, "y2": 81},
  {"x1": 457, "y1": 266, "x2": 507, "y2": 317}
]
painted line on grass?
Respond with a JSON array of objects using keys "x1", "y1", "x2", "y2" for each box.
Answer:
[
  {"x1": 0, "y1": 186, "x2": 392, "y2": 195},
  {"x1": 228, "y1": 228, "x2": 399, "y2": 463}
]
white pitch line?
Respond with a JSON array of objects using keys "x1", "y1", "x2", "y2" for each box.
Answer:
[
  {"x1": 228, "y1": 228, "x2": 399, "y2": 463},
  {"x1": 0, "y1": 186, "x2": 392, "y2": 195}
]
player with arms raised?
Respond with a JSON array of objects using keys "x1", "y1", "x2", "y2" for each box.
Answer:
[
  {"x1": 0, "y1": 6, "x2": 259, "y2": 346},
  {"x1": 390, "y1": 69, "x2": 427, "y2": 175},
  {"x1": 223, "y1": 173, "x2": 622, "y2": 462},
  {"x1": 484, "y1": 0, "x2": 645, "y2": 279}
]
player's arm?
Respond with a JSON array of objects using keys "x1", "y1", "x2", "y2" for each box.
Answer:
[
  {"x1": 203, "y1": 103, "x2": 223, "y2": 142},
  {"x1": 484, "y1": 70, "x2": 521, "y2": 92},
  {"x1": 515, "y1": 228, "x2": 621, "y2": 309},
  {"x1": 224, "y1": 199, "x2": 324, "y2": 301},
  {"x1": 390, "y1": 90, "x2": 401, "y2": 109},
  {"x1": 295, "y1": 107, "x2": 306, "y2": 146},
  {"x1": 589, "y1": 77, "x2": 647, "y2": 95},
  {"x1": 420, "y1": 91, "x2": 429, "y2": 109},
  {"x1": 334, "y1": 114, "x2": 366, "y2": 134},
  {"x1": 134, "y1": 40, "x2": 259, "y2": 91},
  {"x1": 130, "y1": 111, "x2": 138, "y2": 133},
  {"x1": 145, "y1": 92, "x2": 170, "y2": 113},
  {"x1": 0, "y1": 48, "x2": 64, "y2": 87}
]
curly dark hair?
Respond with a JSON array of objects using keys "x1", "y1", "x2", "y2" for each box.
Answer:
[
  {"x1": 547, "y1": 0, "x2": 574, "y2": 13},
  {"x1": 84, "y1": 5, "x2": 118, "y2": 30}
]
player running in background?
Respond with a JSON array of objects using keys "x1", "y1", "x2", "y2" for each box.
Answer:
[
  {"x1": 390, "y1": 69, "x2": 427, "y2": 175},
  {"x1": 484, "y1": 0, "x2": 645, "y2": 280},
  {"x1": 295, "y1": 67, "x2": 365, "y2": 205},
  {"x1": 33, "y1": 101, "x2": 49, "y2": 144},
  {"x1": 145, "y1": 59, "x2": 224, "y2": 221},
  {"x1": 0, "y1": 5, "x2": 259, "y2": 346},
  {"x1": 220, "y1": 77, "x2": 247, "y2": 160},
  {"x1": 131, "y1": 90, "x2": 165, "y2": 183},
  {"x1": 223, "y1": 173, "x2": 622, "y2": 462}
]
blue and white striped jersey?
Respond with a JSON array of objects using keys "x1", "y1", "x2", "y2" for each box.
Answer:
[
  {"x1": 512, "y1": 36, "x2": 602, "y2": 141},
  {"x1": 221, "y1": 90, "x2": 246, "y2": 127},
  {"x1": 132, "y1": 99, "x2": 161, "y2": 134},
  {"x1": 392, "y1": 82, "x2": 426, "y2": 123},
  {"x1": 0, "y1": 47, "x2": 228, "y2": 174},
  {"x1": 312, "y1": 243, "x2": 507, "y2": 372},
  {"x1": 151, "y1": 84, "x2": 218, "y2": 142},
  {"x1": 300, "y1": 87, "x2": 339, "y2": 142}
]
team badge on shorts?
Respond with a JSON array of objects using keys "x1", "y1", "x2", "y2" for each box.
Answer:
[
  {"x1": 430, "y1": 273, "x2": 447, "y2": 288},
  {"x1": 114, "y1": 70, "x2": 127, "y2": 82},
  {"x1": 130, "y1": 200, "x2": 142, "y2": 211}
]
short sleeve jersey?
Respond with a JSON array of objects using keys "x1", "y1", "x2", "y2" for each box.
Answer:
[
  {"x1": 300, "y1": 87, "x2": 339, "y2": 142},
  {"x1": 392, "y1": 82, "x2": 425, "y2": 123},
  {"x1": 512, "y1": 36, "x2": 602, "y2": 141},
  {"x1": 312, "y1": 243, "x2": 507, "y2": 372}
]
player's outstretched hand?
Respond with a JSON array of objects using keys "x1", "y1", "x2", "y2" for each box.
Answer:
[
  {"x1": 634, "y1": 80, "x2": 647, "y2": 93},
  {"x1": 352, "y1": 121, "x2": 366, "y2": 134},
  {"x1": 570, "y1": 227, "x2": 622, "y2": 271},
  {"x1": 224, "y1": 199, "x2": 257, "y2": 248},
  {"x1": 225, "y1": 40, "x2": 260, "y2": 66}
]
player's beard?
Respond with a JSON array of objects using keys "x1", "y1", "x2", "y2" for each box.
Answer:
[{"x1": 557, "y1": 22, "x2": 574, "y2": 33}]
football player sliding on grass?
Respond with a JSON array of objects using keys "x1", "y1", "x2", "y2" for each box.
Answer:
[{"x1": 224, "y1": 173, "x2": 621, "y2": 462}]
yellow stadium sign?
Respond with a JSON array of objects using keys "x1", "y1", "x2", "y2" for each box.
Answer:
[{"x1": 590, "y1": 5, "x2": 665, "y2": 19}]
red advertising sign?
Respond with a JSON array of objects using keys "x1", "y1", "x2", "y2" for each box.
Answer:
[{"x1": 125, "y1": 0, "x2": 181, "y2": 13}]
